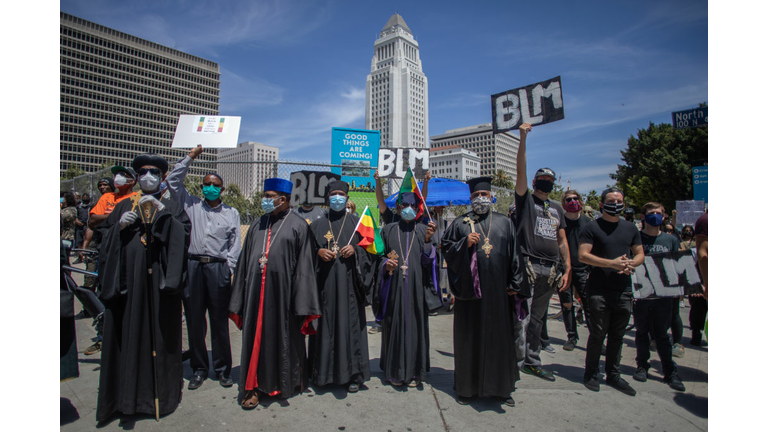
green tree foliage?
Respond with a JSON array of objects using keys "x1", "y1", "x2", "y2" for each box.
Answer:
[
  {"x1": 221, "y1": 183, "x2": 265, "y2": 222},
  {"x1": 491, "y1": 170, "x2": 514, "y2": 189},
  {"x1": 611, "y1": 119, "x2": 707, "y2": 212},
  {"x1": 62, "y1": 164, "x2": 84, "y2": 180},
  {"x1": 585, "y1": 190, "x2": 600, "y2": 211}
]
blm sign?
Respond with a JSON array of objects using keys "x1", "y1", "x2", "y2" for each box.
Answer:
[
  {"x1": 631, "y1": 249, "x2": 703, "y2": 299},
  {"x1": 290, "y1": 171, "x2": 341, "y2": 206},
  {"x1": 491, "y1": 76, "x2": 564, "y2": 133},
  {"x1": 377, "y1": 148, "x2": 430, "y2": 179}
]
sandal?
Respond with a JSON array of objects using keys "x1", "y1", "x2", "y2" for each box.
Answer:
[{"x1": 241, "y1": 390, "x2": 259, "y2": 410}]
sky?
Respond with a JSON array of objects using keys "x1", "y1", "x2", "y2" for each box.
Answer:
[{"x1": 56, "y1": 0, "x2": 708, "y2": 193}]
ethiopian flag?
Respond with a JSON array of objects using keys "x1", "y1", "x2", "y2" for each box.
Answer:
[
  {"x1": 397, "y1": 166, "x2": 425, "y2": 220},
  {"x1": 355, "y1": 206, "x2": 385, "y2": 255}
]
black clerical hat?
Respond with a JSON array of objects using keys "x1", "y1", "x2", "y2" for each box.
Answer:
[
  {"x1": 326, "y1": 180, "x2": 349, "y2": 196},
  {"x1": 466, "y1": 177, "x2": 493, "y2": 193},
  {"x1": 132, "y1": 153, "x2": 169, "y2": 174}
]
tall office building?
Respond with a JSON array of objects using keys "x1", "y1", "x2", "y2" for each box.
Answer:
[
  {"x1": 216, "y1": 142, "x2": 279, "y2": 198},
  {"x1": 365, "y1": 13, "x2": 428, "y2": 149},
  {"x1": 60, "y1": 12, "x2": 220, "y2": 178},
  {"x1": 429, "y1": 146, "x2": 481, "y2": 181},
  {"x1": 430, "y1": 123, "x2": 519, "y2": 179}
]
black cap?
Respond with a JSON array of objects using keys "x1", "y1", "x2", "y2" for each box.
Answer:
[
  {"x1": 624, "y1": 207, "x2": 635, "y2": 214},
  {"x1": 326, "y1": 180, "x2": 349, "y2": 196},
  {"x1": 110, "y1": 165, "x2": 137, "y2": 179},
  {"x1": 466, "y1": 176, "x2": 493, "y2": 193},
  {"x1": 534, "y1": 167, "x2": 556, "y2": 179},
  {"x1": 97, "y1": 177, "x2": 115, "y2": 191},
  {"x1": 132, "y1": 154, "x2": 169, "y2": 174}
]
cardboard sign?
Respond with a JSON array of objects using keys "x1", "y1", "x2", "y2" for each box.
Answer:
[
  {"x1": 377, "y1": 148, "x2": 430, "y2": 179},
  {"x1": 290, "y1": 171, "x2": 341, "y2": 206},
  {"x1": 631, "y1": 249, "x2": 703, "y2": 299},
  {"x1": 171, "y1": 115, "x2": 241, "y2": 148},
  {"x1": 491, "y1": 76, "x2": 564, "y2": 133},
  {"x1": 675, "y1": 200, "x2": 706, "y2": 227}
]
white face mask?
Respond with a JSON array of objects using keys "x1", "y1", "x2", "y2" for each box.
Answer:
[
  {"x1": 114, "y1": 174, "x2": 128, "y2": 187},
  {"x1": 139, "y1": 172, "x2": 161, "y2": 193}
]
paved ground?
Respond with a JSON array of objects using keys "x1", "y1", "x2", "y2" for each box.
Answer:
[{"x1": 61, "y1": 264, "x2": 707, "y2": 431}]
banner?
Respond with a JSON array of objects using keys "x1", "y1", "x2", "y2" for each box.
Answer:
[
  {"x1": 377, "y1": 147, "x2": 430, "y2": 179},
  {"x1": 171, "y1": 115, "x2": 241, "y2": 148},
  {"x1": 491, "y1": 76, "x2": 564, "y2": 133},
  {"x1": 330, "y1": 128, "x2": 380, "y2": 190},
  {"x1": 675, "y1": 200, "x2": 706, "y2": 227},
  {"x1": 289, "y1": 171, "x2": 340, "y2": 206},
  {"x1": 631, "y1": 249, "x2": 703, "y2": 299}
]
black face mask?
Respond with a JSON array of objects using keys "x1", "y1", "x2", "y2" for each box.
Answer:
[
  {"x1": 534, "y1": 179, "x2": 554, "y2": 193},
  {"x1": 602, "y1": 202, "x2": 625, "y2": 216}
]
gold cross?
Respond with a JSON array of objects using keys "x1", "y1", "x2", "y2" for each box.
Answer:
[
  {"x1": 386, "y1": 250, "x2": 399, "y2": 276},
  {"x1": 324, "y1": 230, "x2": 334, "y2": 243},
  {"x1": 331, "y1": 243, "x2": 340, "y2": 254},
  {"x1": 482, "y1": 238, "x2": 493, "y2": 257},
  {"x1": 400, "y1": 264, "x2": 408, "y2": 278},
  {"x1": 129, "y1": 192, "x2": 143, "y2": 212},
  {"x1": 463, "y1": 216, "x2": 476, "y2": 233}
]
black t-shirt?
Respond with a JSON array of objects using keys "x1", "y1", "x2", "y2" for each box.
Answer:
[
  {"x1": 515, "y1": 190, "x2": 566, "y2": 262},
  {"x1": 640, "y1": 231, "x2": 680, "y2": 255},
  {"x1": 564, "y1": 215, "x2": 590, "y2": 271},
  {"x1": 579, "y1": 218, "x2": 642, "y2": 292}
]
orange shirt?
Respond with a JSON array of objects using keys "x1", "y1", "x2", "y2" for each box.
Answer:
[{"x1": 90, "y1": 191, "x2": 137, "y2": 216}]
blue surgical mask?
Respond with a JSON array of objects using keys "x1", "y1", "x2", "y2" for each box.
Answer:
[
  {"x1": 329, "y1": 195, "x2": 347, "y2": 212},
  {"x1": 401, "y1": 206, "x2": 417, "y2": 221},
  {"x1": 645, "y1": 213, "x2": 664, "y2": 227},
  {"x1": 261, "y1": 197, "x2": 276, "y2": 214}
]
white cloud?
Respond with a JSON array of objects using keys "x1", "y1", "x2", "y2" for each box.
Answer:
[{"x1": 219, "y1": 68, "x2": 283, "y2": 111}]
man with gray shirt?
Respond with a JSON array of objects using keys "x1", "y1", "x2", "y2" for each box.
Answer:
[{"x1": 166, "y1": 144, "x2": 241, "y2": 390}]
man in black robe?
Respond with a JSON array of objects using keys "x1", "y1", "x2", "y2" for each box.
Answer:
[
  {"x1": 96, "y1": 154, "x2": 191, "y2": 423},
  {"x1": 442, "y1": 177, "x2": 523, "y2": 407},
  {"x1": 375, "y1": 192, "x2": 438, "y2": 387},
  {"x1": 229, "y1": 178, "x2": 321, "y2": 409},
  {"x1": 308, "y1": 180, "x2": 372, "y2": 393}
]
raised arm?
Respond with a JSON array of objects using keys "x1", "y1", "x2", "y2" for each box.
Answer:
[
  {"x1": 515, "y1": 123, "x2": 532, "y2": 196},
  {"x1": 421, "y1": 170, "x2": 431, "y2": 202},
  {"x1": 166, "y1": 145, "x2": 203, "y2": 206},
  {"x1": 374, "y1": 169, "x2": 388, "y2": 215}
]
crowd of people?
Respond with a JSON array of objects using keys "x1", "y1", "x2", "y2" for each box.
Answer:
[{"x1": 60, "y1": 127, "x2": 708, "y2": 423}]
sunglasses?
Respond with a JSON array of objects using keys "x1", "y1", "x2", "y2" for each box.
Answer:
[
  {"x1": 564, "y1": 197, "x2": 579, "y2": 203},
  {"x1": 138, "y1": 168, "x2": 162, "y2": 176},
  {"x1": 400, "y1": 203, "x2": 416, "y2": 209}
]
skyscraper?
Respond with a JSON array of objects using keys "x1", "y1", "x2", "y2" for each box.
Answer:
[
  {"x1": 60, "y1": 12, "x2": 220, "y2": 178},
  {"x1": 216, "y1": 141, "x2": 279, "y2": 198},
  {"x1": 365, "y1": 13, "x2": 428, "y2": 150},
  {"x1": 431, "y1": 123, "x2": 519, "y2": 179}
]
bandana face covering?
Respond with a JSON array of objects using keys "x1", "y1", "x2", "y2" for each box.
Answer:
[
  {"x1": 471, "y1": 196, "x2": 492, "y2": 215},
  {"x1": 602, "y1": 202, "x2": 625, "y2": 216},
  {"x1": 564, "y1": 199, "x2": 582, "y2": 213}
]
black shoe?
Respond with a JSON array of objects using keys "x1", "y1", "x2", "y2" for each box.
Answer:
[
  {"x1": 521, "y1": 365, "x2": 555, "y2": 382},
  {"x1": 690, "y1": 331, "x2": 703, "y2": 346},
  {"x1": 562, "y1": 338, "x2": 577, "y2": 351},
  {"x1": 663, "y1": 373, "x2": 686, "y2": 392},
  {"x1": 497, "y1": 395, "x2": 515, "y2": 407},
  {"x1": 583, "y1": 376, "x2": 600, "y2": 392},
  {"x1": 218, "y1": 374, "x2": 233, "y2": 388},
  {"x1": 633, "y1": 367, "x2": 648, "y2": 382},
  {"x1": 348, "y1": 382, "x2": 360, "y2": 393},
  {"x1": 607, "y1": 377, "x2": 636, "y2": 396},
  {"x1": 457, "y1": 396, "x2": 471, "y2": 405},
  {"x1": 188, "y1": 375, "x2": 206, "y2": 390}
]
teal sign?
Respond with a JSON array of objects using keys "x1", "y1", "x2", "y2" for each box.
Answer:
[
  {"x1": 693, "y1": 165, "x2": 708, "y2": 204},
  {"x1": 330, "y1": 127, "x2": 380, "y2": 190}
]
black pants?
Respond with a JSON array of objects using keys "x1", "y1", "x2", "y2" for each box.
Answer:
[
  {"x1": 183, "y1": 259, "x2": 233, "y2": 378},
  {"x1": 585, "y1": 290, "x2": 632, "y2": 381},
  {"x1": 689, "y1": 296, "x2": 708, "y2": 332},
  {"x1": 634, "y1": 298, "x2": 677, "y2": 378}
]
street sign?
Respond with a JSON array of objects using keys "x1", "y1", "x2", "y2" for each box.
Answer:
[
  {"x1": 672, "y1": 107, "x2": 707, "y2": 130},
  {"x1": 692, "y1": 165, "x2": 708, "y2": 204}
]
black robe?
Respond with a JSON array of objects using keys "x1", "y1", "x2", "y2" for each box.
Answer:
[
  {"x1": 375, "y1": 220, "x2": 438, "y2": 383},
  {"x1": 441, "y1": 210, "x2": 523, "y2": 398},
  {"x1": 229, "y1": 209, "x2": 321, "y2": 399},
  {"x1": 96, "y1": 194, "x2": 191, "y2": 422},
  {"x1": 308, "y1": 210, "x2": 372, "y2": 386}
]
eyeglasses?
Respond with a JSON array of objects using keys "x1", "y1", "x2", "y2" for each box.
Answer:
[{"x1": 138, "y1": 168, "x2": 162, "y2": 176}]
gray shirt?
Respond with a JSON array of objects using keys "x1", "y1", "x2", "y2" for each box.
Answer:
[{"x1": 166, "y1": 156, "x2": 241, "y2": 272}]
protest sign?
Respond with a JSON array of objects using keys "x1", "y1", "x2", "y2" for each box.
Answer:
[
  {"x1": 491, "y1": 76, "x2": 564, "y2": 133},
  {"x1": 675, "y1": 200, "x2": 706, "y2": 227},
  {"x1": 330, "y1": 128, "x2": 380, "y2": 189},
  {"x1": 631, "y1": 249, "x2": 703, "y2": 299},
  {"x1": 171, "y1": 115, "x2": 241, "y2": 148},
  {"x1": 377, "y1": 148, "x2": 430, "y2": 179},
  {"x1": 290, "y1": 171, "x2": 341, "y2": 206}
]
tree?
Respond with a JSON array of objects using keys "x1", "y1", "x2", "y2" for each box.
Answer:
[
  {"x1": 611, "y1": 114, "x2": 707, "y2": 212},
  {"x1": 62, "y1": 164, "x2": 84, "y2": 180},
  {"x1": 491, "y1": 170, "x2": 514, "y2": 189},
  {"x1": 584, "y1": 190, "x2": 600, "y2": 211}
]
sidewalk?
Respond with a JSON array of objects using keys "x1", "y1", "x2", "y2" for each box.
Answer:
[{"x1": 61, "y1": 267, "x2": 707, "y2": 431}]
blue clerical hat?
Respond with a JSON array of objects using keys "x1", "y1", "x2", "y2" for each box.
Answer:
[{"x1": 264, "y1": 178, "x2": 293, "y2": 194}]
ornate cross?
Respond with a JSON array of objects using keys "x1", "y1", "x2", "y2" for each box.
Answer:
[
  {"x1": 324, "y1": 230, "x2": 334, "y2": 244},
  {"x1": 400, "y1": 264, "x2": 408, "y2": 278},
  {"x1": 386, "y1": 250, "x2": 399, "y2": 276},
  {"x1": 463, "y1": 216, "x2": 476, "y2": 233},
  {"x1": 259, "y1": 253, "x2": 268, "y2": 269},
  {"x1": 129, "y1": 192, "x2": 143, "y2": 212},
  {"x1": 331, "y1": 243, "x2": 340, "y2": 254},
  {"x1": 482, "y1": 238, "x2": 493, "y2": 257}
]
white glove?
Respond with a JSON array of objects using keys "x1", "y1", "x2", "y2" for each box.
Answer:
[
  {"x1": 139, "y1": 195, "x2": 166, "y2": 212},
  {"x1": 119, "y1": 211, "x2": 139, "y2": 230}
]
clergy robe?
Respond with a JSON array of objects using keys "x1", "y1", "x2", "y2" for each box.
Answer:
[
  {"x1": 441, "y1": 210, "x2": 523, "y2": 399},
  {"x1": 376, "y1": 220, "x2": 439, "y2": 383},
  {"x1": 229, "y1": 209, "x2": 321, "y2": 399},
  {"x1": 308, "y1": 209, "x2": 372, "y2": 386},
  {"x1": 96, "y1": 194, "x2": 191, "y2": 422}
]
